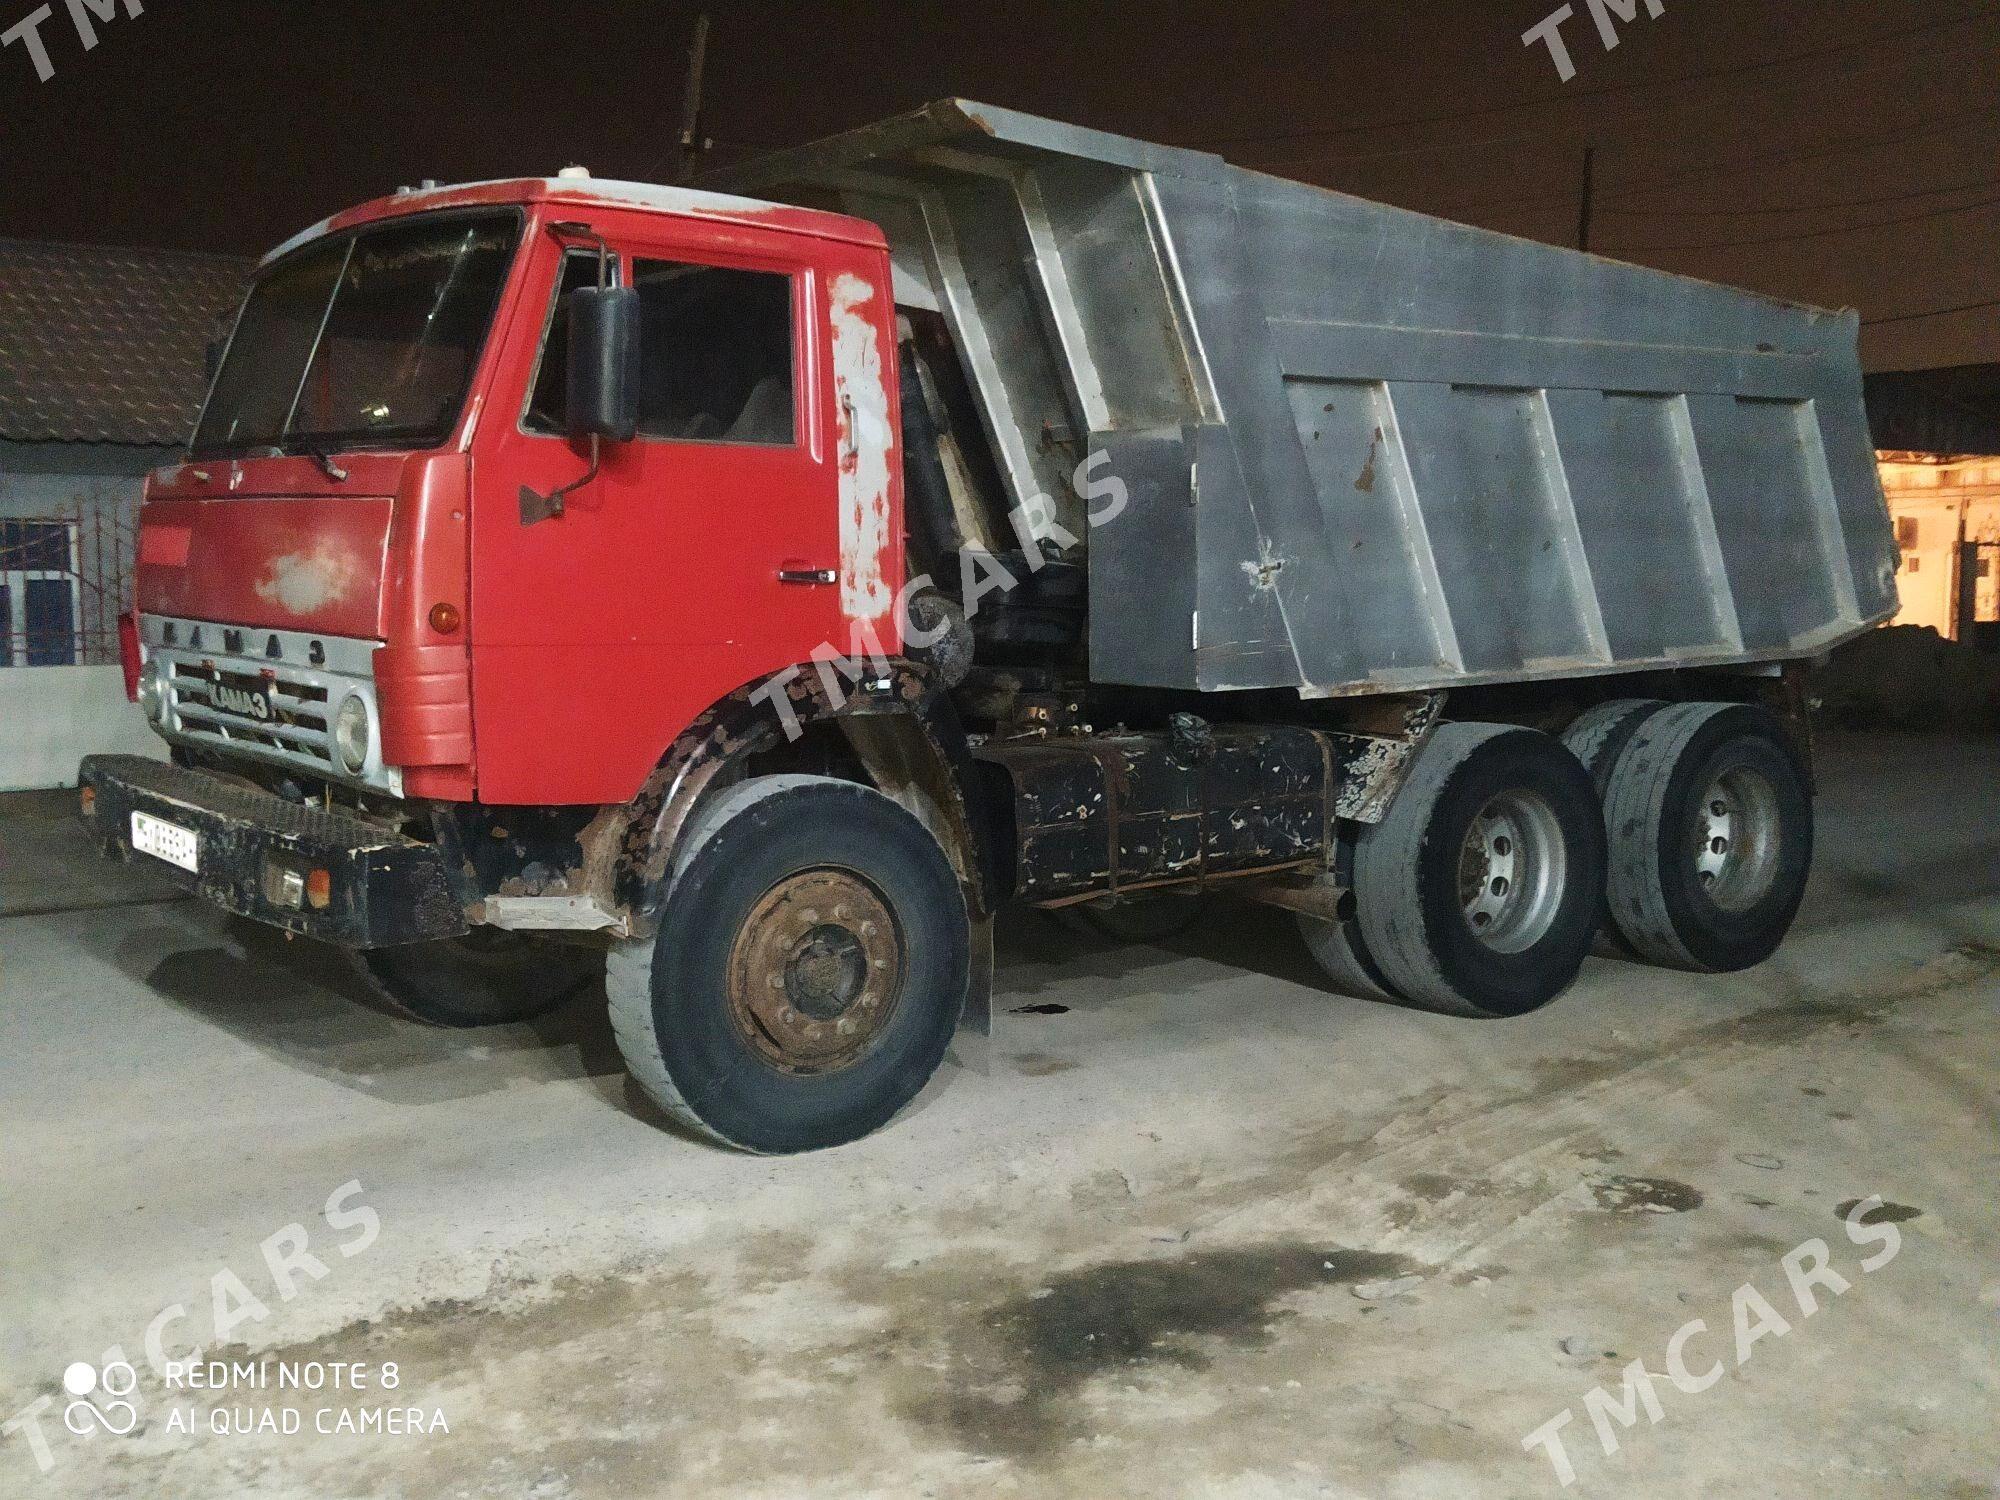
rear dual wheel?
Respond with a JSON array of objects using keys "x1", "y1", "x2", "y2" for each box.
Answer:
[
  {"x1": 1298, "y1": 704, "x2": 1813, "y2": 1013},
  {"x1": 1300, "y1": 724, "x2": 1606, "y2": 1018},
  {"x1": 1595, "y1": 702, "x2": 1812, "y2": 972}
]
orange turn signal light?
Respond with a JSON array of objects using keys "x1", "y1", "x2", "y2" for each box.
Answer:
[
  {"x1": 305, "y1": 869, "x2": 332, "y2": 910},
  {"x1": 429, "y1": 602, "x2": 462, "y2": 634},
  {"x1": 79, "y1": 785, "x2": 96, "y2": 816}
]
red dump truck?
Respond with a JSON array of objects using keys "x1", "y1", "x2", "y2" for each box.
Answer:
[{"x1": 80, "y1": 103, "x2": 1897, "y2": 1152}]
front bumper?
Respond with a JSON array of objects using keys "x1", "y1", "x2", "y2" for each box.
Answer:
[{"x1": 78, "y1": 755, "x2": 468, "y2": 948}]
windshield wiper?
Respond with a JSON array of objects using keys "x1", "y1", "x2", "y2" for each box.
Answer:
[{"x1": 295, "y1": 442, "x2": 349, "y2": 483}]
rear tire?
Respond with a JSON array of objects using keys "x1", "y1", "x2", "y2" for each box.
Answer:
[
  {"x1": 1561, "y1": 699, "x2": 1667, "y2": 796},
  {"x1": 1600, "y1": 702, "x2": 1812, "y2": 972},
  {"x1": 1296, "y1": 826, "x2": 1404, "y2": 1004},
  {"x1": 1560, "y1": 698, "x2": 1668, "y2": 958},
  {"x1": 606, "y1": 775, "x2": 969, "y2": 1154},
  {"x1": 1353, "y1": 723, "x2": 1606, "y2": 1018},
  {"x1": 357, "y1": 930, "x2": 600, "y2": 1028},
  {"x1": 1296, "y1": 907, "x2": 1403, "y2": 1005}
]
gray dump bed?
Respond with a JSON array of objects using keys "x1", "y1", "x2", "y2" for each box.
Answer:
[{"x1": 722, "y1": 100, "x2": 1898, "y2": 697}]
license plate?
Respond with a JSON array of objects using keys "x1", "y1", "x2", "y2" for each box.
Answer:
[{"x1": 131, "y1": 811, "x2": 199, "y2": 872}]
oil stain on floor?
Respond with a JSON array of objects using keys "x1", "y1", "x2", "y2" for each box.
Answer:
[
  {"x1": 1835, "y1": 1198, "x2": 1923, "y2": 1225},
  {"x1": 910, "y1": 1242, "x2": 1418, "y2": 1460},
  {"x1": 1589, "y1": 1176, "x2": 1705, "y2": 1214}
]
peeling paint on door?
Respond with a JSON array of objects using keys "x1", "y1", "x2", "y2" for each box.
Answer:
[{"x1": 830, "y1": 272, "x2": 894, "y2": 623}]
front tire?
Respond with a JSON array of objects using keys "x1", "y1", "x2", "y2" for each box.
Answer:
[
  {"x1": 606, "y1": 775, "x2": 969, "y2": 1154},
  {"x1": 1353, "y1": 723, "x2": 1606, "y2": 1018},
  {"x1": 357, "y1": 930, "x2": 600, "y2": 1028},
  {"x1": 1599, "y1": 703, "x2": 1812, "y2": 972}
]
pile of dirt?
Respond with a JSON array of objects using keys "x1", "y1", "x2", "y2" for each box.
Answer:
[{"x1": 1815, "y1": 626, "x2": 2000, "y2": 731}]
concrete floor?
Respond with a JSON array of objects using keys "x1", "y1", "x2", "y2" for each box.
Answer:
[{"x1": 1, "y1": 733, "x2": 1995, "y2": 1499}]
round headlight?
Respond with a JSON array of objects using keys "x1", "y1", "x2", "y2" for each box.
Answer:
[
  {"x1": 333, "y1": 695, "x2": 371, "y2": 774},
  {"x1": 137, "y1": 658, "x2": 167, "y2": 723}
]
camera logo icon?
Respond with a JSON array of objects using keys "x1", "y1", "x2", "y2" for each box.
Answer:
[{"x1": 61, "y1": 1361, "x2": 138, "y2": 1437}]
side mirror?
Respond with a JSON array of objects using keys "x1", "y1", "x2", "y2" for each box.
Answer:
[{"x1": 565, "y1": 285, "x2": 641, "y2": 444}]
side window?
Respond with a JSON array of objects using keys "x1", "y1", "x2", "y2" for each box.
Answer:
[
  {"x1": 631, "y1": 260, "x2": 795, "y2": 445},
  {"x1": 523, "y1": 252, "x2": 617, "y2": 435}
]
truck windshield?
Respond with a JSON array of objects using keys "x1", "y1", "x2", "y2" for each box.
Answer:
[{"x1": 191, "y1": 210, "x2": 522, "y2": 459}]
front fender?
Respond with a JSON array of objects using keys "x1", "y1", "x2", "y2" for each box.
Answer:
[{"x1": 593, "y1": 662, "x2": 997, "y2": 938}]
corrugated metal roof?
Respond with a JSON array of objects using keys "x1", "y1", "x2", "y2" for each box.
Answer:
[{"x1": 0, "y1": 237, "x2": 251, "y2": 447}]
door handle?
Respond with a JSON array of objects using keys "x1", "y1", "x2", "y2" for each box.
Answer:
[{"x1": 777, "y1": 568, "x2": 838, "y2": 586}]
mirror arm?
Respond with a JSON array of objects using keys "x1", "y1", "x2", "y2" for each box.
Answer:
[
  {"x1": 548, "y1": 220, "x2": 614, "y2": 289},
  {"x1": 519, "y1": 433, "x2": 601, "y2": 527}
]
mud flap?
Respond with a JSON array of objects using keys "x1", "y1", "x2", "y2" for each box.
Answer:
[{"x1": 949, "y1": 912, "x2": 994, "y2": 1075}]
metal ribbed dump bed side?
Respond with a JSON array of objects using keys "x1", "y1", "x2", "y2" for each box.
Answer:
[{"x1": 719, "y1": 100, "x2": 1899, "y2": 696}]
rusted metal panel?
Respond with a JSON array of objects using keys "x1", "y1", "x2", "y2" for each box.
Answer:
[
  {"x1": 592, "y1": 665, "x2": 996, "y2": 936},
  {"x1": 976, "y1": 725, "x2": 1331, "y2": 904}
]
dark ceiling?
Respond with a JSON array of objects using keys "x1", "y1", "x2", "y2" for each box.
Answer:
[{"x1": 2, "y1": 0, "x2": 1994, "y2": 372}]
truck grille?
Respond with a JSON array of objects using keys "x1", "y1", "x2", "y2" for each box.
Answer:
[
  {"x1": 167, "y1": 660, "x2": 337, "y2": 768},
  {"x1": 139, "y1": 614, "x2": 398, "y2": 794}
]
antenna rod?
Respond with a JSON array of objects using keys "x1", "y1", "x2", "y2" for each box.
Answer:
[
  {"x1": 676, "y1": 13, "x2": 712, "y2": 184},
  {"x1": 1577, "y1": 144, "x2": 1597, "y2": 252}
]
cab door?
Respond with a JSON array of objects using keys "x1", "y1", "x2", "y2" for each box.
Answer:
[{"x1": 470, "y1": 209, "x2": 850, "y2": 804}]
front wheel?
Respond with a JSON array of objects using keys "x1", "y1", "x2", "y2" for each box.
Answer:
[
  {"x1": 606, "y1": 775, "x2": 969, "y2": 1154},
  {"x1": 357, "y1": 930, "x2": 601, "y2": 1027}
]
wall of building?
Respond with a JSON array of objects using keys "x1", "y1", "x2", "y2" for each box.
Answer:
[
  {"x1": 0, "y1": 441, "x2": 175, "y2": 786},
  {"x1": 1878, "y1": 457, "x2": 2000, "y2": 643},
  {"x1": 0, "y1": 665, "x2": 165, "y2": 791},
  {"x1": 0, "y1": 439, "x2": 169, "y2": 519}
]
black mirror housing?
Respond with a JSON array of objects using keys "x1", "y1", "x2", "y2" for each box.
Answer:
[{"x1": 565, "y1": 285, "x2": 641, "y2": 444}]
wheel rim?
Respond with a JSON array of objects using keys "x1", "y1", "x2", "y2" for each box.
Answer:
[
  {"x1": 1692, "y1": 767, "x2": 1782, "y2": 912},
  {"x1": 725, "y1": 867, "x2": 906, "y2": 1074},
  {"x1": 1456, "y1": 789, "x2": 1568, "y2": 955}
]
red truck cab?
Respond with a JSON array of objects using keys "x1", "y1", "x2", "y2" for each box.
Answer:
[
  {"x1": 83, "y1": 174, "x2": 989, "y2": 1153},
  {"x1": 131, "y1": 176, "x2": 903, "y2": 809}
]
